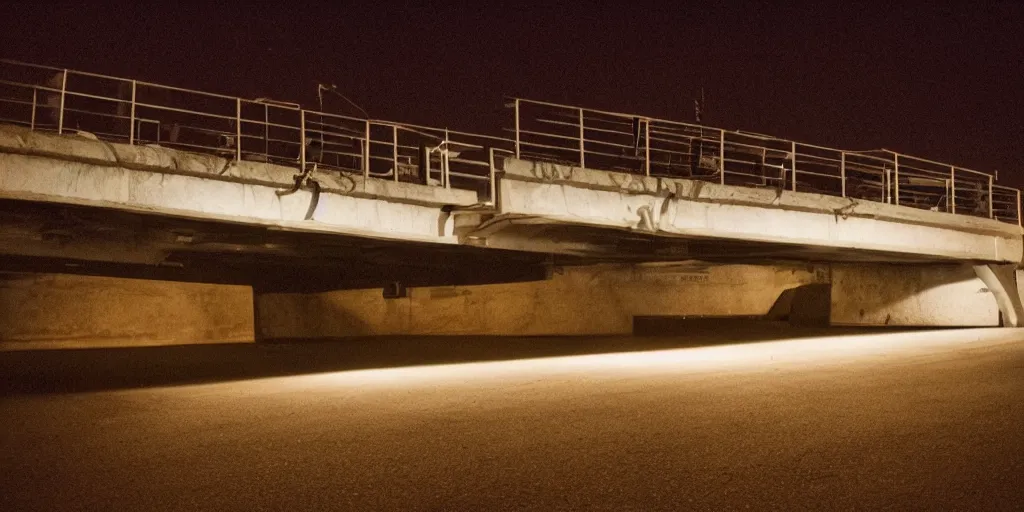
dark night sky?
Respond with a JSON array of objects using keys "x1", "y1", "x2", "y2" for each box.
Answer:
[{"x1": 1, "y1": 2, "x2": 1022, "y2": 182}]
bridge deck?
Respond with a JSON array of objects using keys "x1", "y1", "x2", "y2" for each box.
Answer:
[
  {"x1": 0, "y1": 59, "x2": 1020, "y2": 273},
  {"x1": 0, "y1": 58, "x2": 1017, "y2": 226}
]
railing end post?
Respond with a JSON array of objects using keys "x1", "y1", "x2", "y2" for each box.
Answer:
[
  {"x1": 513, "y1": 98, "x2": 521, "y2": 159},
  {"x1": 299, "y1": 109, "x2": 306, "y2": 172},
  {"x1": 488, "y1": 147, "x2": 497, "y2": 207},
  {"x1": 57, "y1": 69, "x2": 68, "y2": 135},
  {"x1": 235, "y1": 97, "x2": 242, "y2": 162}
]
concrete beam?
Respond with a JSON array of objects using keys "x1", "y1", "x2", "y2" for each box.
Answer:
[
  {"x1": 487, "y1": 158, "x2": 1023, "y2": 264},
  {"x1": 0, "y1": 124, "x2": 476, "y2": 245}
]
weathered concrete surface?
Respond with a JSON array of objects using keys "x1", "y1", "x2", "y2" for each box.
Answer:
[
  {"x1": 973, "y1": 264, "x2": 1024, "y2": 327},
  {"x1": 256, "y1": 262, "x2": 825, "y2": 338},
  {"x1": 0, "y1": 124, "x2": 476, "y2": 244},
  {"x1": 258, "y1": 260, "x2": 1018, "y2": 337},
  {"x1": 0, "y1": 273, "x2": 253, "y2": 349},
  {"x1": 786, "y1": 284, "x2": 832, "y2": 327},
  {"x1": 487, "y1": 158, "x2": 1023, "y2": 263},
  {"x1": 830, "y1": 264, "x2": 999, "y2": 327}
]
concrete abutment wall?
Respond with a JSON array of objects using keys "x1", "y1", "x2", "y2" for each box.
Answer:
[
  {"x1": 0, "y1": 273, "x2": 254, "y2": 350},
  {"x1": 1, "y1": 261, "x2": 1019, "y2": 350},
  {"x1": 256, "y1": 262, "x2": 1018, "y2": 339},
  {"x1": 254, "y1": 263, "x2": 826, "y2": 339}
]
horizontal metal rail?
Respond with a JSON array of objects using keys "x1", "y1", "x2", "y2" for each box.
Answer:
[
  {"x1": 0, "y1": 59, "x2": 508, "y2": 202},
  {"x1": 507, "y1": 97, "x2": 1019, "y2": 224},
  {"x1": 0, "y1": 59, "x2": 1017, "y2": 225}
]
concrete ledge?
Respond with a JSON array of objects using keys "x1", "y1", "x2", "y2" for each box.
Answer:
[
  {"x1": 0, "y1": 124, "x2": 478, "y2": 208},
  {"x1": 502, "y1": 158, "x2": 1022, "y2": 239},
  {"x1": 0, "y1": 152, "x2": 461, "y2": 244},
  {"x1": 496, "y1": 159, "x2": 1023, "y2": 263}
]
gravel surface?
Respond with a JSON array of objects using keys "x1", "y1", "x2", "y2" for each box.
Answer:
[{"x1": 2, "y1": 326, "x2": 1022, "y2": 511}]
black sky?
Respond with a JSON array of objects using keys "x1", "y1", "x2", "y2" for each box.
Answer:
[{"x1": 1, "y1": 2, "x2": 1021, "y2": 182}]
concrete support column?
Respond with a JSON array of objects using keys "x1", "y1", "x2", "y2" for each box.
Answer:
[{"x1": 972, "y1": 264, "x2": 1024, "y2": 327}]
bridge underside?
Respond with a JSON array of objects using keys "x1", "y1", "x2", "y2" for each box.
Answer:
[
  {"x1": 468, "y1": 158, "x2": 1023, "y2": 265},
  {"x1": 1, "y1": 194, "x2": 980, "y2": 301},
  {"x1": 0, "y1": 199, "x2": 552, "y2": 293},
  {"x1": 464, "y1": 218, "x2": 1002, "y2": 264}
]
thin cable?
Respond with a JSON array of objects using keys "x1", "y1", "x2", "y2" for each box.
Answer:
[{"x1": 319, "y1": 83, "x2": 369, "y2": 119}]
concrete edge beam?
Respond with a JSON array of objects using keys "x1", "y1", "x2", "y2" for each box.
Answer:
[
  {"x1": 502, "y1": 157, "x2": 1022, "y2": 240},
  {"x1": 0, "y1": 124, "x2": 479, "y2": 208},
  {"x1": 0, "y1": 153, "x2": 460, "y2": 244}
]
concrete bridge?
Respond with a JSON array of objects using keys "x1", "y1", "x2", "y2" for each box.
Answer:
[{"x1": 1, "y1": 60, "x2": 1022, "y2": 347}]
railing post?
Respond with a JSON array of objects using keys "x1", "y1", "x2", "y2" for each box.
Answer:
[
  {"x1": 790, "y1": 141, "x2": 797, "y2": 191},
  {"x1": 392, "y1": 125, "x2": 399, "y2": 183},
  {"x1": 759, "y1": 148, "x2": 767, "y2": 186},
  {"x1": 128, "y1": 80, "x2": 137, "y2": 144},
  {"x1": 57, "y1": 69, "x2": 68, "y2": 135},
  {"x1": 263, "y1": 104, "x2": 269, "y2": 159},
  {"x1": 513, "y1": 99, "x2": 520, "y2": 159},
  {"x1": 880, "y1": 165, "x2": 888, "y2": 201},
  {"x1": 988, "y1": 175, "x2": 994, "y2": 219},
  {"x1": 299, "y1": 110, "x2": 306, "y2": 172},
  {"x1": 578, "y1": 108, "x2": 585, "y2": 168},
  {"x1": 443, "y1": 129, "x2": 451, "y2": 189},
  {"x1": 235, "y1": 98, "x2": 242, "y2": 162},
  {"x1": 488, "y1": 148, "x2": 497, "y2": 206},
  {"x1": 424, "y1": 145, "x2": 431, "y2": 184},
  {"x1": 30, "y1": 88, "x2": 37, "y2": 130},
  {"x1": 644, "y1": 120, "x2": 651, "y2": 177},
  {"x1": 893, "y1": 154, "x2": 900, "y2": 206},
  {"x1": 363, "y1": 120, "x2": 370, "y2": 179},
  {"x1": 719, "y1": 129, "x2": 725, "y2": 185},
  {"x1": 1017, "y1": 189, "x2": 1021, "y2": 227},
  {"x1": 840, "y1": 151, "x2": 846, "y2": 198},
  {"x1": 950, "y1": 166, "x2": 957, "y2": 214}
]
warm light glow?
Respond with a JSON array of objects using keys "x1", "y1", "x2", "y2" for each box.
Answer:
[{"x1": 209, "y1": 328, "x2": 1023, "y2": 393}]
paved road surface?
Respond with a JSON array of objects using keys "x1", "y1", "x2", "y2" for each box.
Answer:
[{"x1": 2, "y1": 325, "x2": 1022, "y2": 510}]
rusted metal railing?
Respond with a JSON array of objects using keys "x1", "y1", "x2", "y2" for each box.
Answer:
[{"x1": 507, "y1": 97, "x2": 1019, "y2": 225}]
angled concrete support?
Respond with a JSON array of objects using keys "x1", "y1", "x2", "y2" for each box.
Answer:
[{"x1": 973, "y1": 264, "x2": 1024, "y2": 327}]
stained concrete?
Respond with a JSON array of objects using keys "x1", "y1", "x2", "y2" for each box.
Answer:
[
  {"x1": 0, "y1": 273, "x2": 253, "y2": 349},
  {"x1": 484, "y1": 158, "x2": 1023, "y2": 263},
  {"x1": 0, "y1": 124, "x2": 475, "y2": 244},
  {"x1": 830, "y1": 263, "x2": 999, "y2": 327},
  {"x1": 256, "y1": 262, "x2": 825, "y2": 339},
  {"x1": 0, "y1": 260, "x2": 1013, "y2": 350},
  {"x1": 257, "y1": 261, "x2": 1018, "y2": 338},
  {"x1": 972, "y1": 264, "x2": 1024, "y2": 327}
]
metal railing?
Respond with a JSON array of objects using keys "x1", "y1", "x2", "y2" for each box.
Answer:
[
  {"x1": 0, "y1": 59, "x2": 1017, "y2": 226},
  {"x1": 508, "y1": 98, "x2": 1021, "y2": 225},
  {"x1": 0, "y1": 59, "x2": 512, "y2": 202}
]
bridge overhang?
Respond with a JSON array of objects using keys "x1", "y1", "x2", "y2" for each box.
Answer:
[
  {"x1": 0, "y1": 124, "x2": 476, "y2": 245},
  {"x1": 463, "y1": 158, "x2": 1023, "y2": 264}
]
